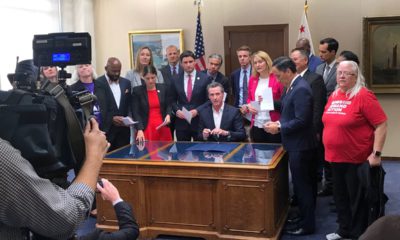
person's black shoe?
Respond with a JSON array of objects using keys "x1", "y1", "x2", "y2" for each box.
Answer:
[
  {"x1": 285, "y1": 227, "x2": 314, "y2": 236},
  {"x1": 317, "y1": 188, "x2": 332, "y2": 197},
  {"x1": 286, "y1": 216, "x2": 301, "y2": 224}
]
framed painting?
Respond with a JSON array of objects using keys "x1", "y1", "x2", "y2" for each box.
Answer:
[
  {"x1": 128, "y1": 29, "x2": 183, "y2": 70},
  {"x1": 363, "y1": 16, "x2": 400, "y2": 93}
]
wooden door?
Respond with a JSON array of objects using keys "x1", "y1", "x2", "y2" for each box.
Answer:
[{"x1": 223, "y1": 24, "x2": 289, "y2": 75}]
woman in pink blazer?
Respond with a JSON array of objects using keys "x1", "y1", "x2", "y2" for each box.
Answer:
[{"x1": 241, "y1": 51, "x2": 284, "y2": 143}]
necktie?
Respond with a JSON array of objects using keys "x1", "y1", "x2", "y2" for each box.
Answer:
[
  {"x1": 242, "y1": 70, "x2": 248, "y2": 105},
  {"x1": 323, "y1": 65, "x2": 330, "y2": 83},
  {"x1": 172, "y1": 66, "x2": 177, "y2": 76},
  {"x1": 187, "y1": 74, "x2": 192, "y2": 102}
]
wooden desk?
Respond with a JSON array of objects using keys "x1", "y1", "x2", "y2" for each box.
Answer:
[{"x1": 97, "y1": 141, "x2": 289, "y2": 240}]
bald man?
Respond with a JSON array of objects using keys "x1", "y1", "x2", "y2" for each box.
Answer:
[
  {"x1": 296, "y1": 38, "x2": 323, "y2": 73},
  {"x1": 96, "y1": 57, "x2": 132, "y2": 150}
]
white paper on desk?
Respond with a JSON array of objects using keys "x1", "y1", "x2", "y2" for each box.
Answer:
[
  {"x1": 122, "y1": 116, "x2": 138, "y2": 126},
  {"x1": 259, "y1": 87, "x2": 274, "y2": 111},
  {"x1": 156, "y1": 118, "x2": 168, "y2": 130},
  {"x1": 182, "y1": 107, "x2": 192, "y2": 124}
]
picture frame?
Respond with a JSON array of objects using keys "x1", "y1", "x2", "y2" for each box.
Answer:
[
  {"x1": 363, "y1": 16, "x2": 400, "y2": 93},
  {"x1": 128, "y1": 29, "x2": 184, "y2": 70}
]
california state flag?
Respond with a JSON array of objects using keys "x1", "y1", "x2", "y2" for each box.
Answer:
[{"x1": 298, "y1": 1, "x2": 315, "y2": 54}]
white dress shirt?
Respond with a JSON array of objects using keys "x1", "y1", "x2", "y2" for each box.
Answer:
[
  {"x1": 106, "y1": 74, "x2": 121, "y2": 109},
  {"x1": 212, "y1": 103, "x2": 224, "y2": 129}
]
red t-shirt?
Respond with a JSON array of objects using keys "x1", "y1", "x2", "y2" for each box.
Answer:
[{"x1": 322, "y1": 88, "x2": 387, "y2": 164}]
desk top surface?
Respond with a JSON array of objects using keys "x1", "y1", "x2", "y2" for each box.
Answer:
[{"x1": 105, "y1": 141, "x2": 283, "y2": 167}]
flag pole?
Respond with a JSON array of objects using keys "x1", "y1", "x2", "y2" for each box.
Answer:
[{"x1": 304, "y1": 0, "x2": 308, "y2": 17}]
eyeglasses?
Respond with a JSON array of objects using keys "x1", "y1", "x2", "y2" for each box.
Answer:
[{"x1": 337, "y1": 71, "x2": 355, "y2": 77}]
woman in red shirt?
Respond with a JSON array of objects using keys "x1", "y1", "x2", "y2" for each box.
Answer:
[
  {"x1": 322, "y1": 61, "x2": 387, "y2": 240},
  {"x1": 132, "y1": 65, "x2": 172, "y2": 142}
]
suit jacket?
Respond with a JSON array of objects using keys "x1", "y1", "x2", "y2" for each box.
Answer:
[
  {"x1": 316, "y1": 62, "x2": 338, "y2": 97},
  {"x1": 69, "y1": 79, "x2": 112, "y2": 132},
  {"x1": 308, "y1": 54, "x2": 323, "y2": 73},
  {"x1": 171, "y1": 71, "x2": 211, "y2": 131},
  {"x1": 78, "y1": 201, "x2": 139, "y2": 240},
  {"x1": 280, "y1": 76, "x2": 316, "y2": 151},
  {"x1": 161, "y1": 64, "x2": 183, "y2": 90},
  {"x1": 302, "y1": 70, "x2": 327, "y2": 134},
  {"x1": 198, "y1": 103, "x2": 246, "y2": 142},
  {"x1": 230, "y1": 66, "x2": 252, "y2": 107},
  {"x1": 96, "y1": 75, "x2": 132, "y2": 118},
  {"x1": 202, "y1": 70, "x2": 230, "y2": 94},
  {"x1": 131, "y1": 83, "x2": 171, "y2": 131}
]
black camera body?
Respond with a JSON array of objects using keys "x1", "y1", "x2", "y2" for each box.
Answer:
[
  {"x1": 0, "y1": 32, "x2": 93, "y2": 179},
  {"x1": 33, "y1": 32, "x2": 91, "y2": 67}
]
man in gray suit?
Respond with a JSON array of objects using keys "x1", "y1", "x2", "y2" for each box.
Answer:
[
  {"x1": 316, "y1": 38, "x2": 339, "y2": 97},
  {"x1": 315, "y1": 38, "x2": 339, "y2": 197}
]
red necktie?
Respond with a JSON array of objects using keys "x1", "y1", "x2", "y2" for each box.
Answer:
[{"x1": 187, "y1": 74, "x2": 192, "y2": 102}]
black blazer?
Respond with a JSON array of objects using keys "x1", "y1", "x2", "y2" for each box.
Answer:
[
  {"x1": 160, "y1": 64, "x2": 183, "y2": 90},
  {"x1": 202, "y1": 70, "x2": 230, "y2": 95},
  {"x1": 69, "y1": 79, "x2": 112, "y2": 132},
  {"x1": 96, "y1": 75, "x2": 132, "y2": 117},
  {"x1": 230, "y1": 66, "x2": 252, "y2": 107},
  {"x1": 198, "y1": 103, "x2": 246, "y2": 142},
  {"x1": 132, "y1": 83, "x2": 171, "y2": 131},
  {"x1": 78, "y1": 201, "x2": 139, "y2": 240},
  {"x1": 280, "y1": 76, "x2": 316, "y2": 151},
  {"x1": 303, "y1": 70, "x2": 327, "y2": 134},
  {"x1": 171, "y1": 71, "x2": 211, "y2": 131}
]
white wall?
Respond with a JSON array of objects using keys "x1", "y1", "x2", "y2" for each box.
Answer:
[{"x1": 93, "y1": 0, "x2": 400, "y2": 157}]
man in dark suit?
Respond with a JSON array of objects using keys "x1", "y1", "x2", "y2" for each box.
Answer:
[
  {"x1": 160, "y1": 45, "x2": 182, "y2": 88},
  {"x1": 315, "y1": 37, "x2": 339, "y2": 196},
  {"x1": 78, "y1": 178, "x2": 139, "y2": 240},
  {"x1": 296, "y1": 38, "x2": 323, "y2": 73},
  {"x1": 160, "y1": 45, "x2": 183, "y2": 137},
  {"x1": 230, "y1": 45, "x2": 252, "y2": 108},
  {"x1": 266, "y1": 57, "x2": 317, "y2": 236},
  {"x1": 171, "y1": 50, "x2": 211, "y2": 141},
  {"x1": 198, "y1": 82, "x2": 246, "y2": 142},
  {"x1": 316, "y1": 37, "x2": 339, "y2": 97},
  {"x1": 96, "y1": 57, "x2": 131, "y2": 151},
  {"x1": 291, "y1": 48, "x2": 327, "y2": 183},
  {"x1": 202, "y1": 53, "x2": 230, "y2": 99}
]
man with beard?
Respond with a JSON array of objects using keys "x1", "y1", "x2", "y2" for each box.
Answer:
[{"x1": 96, "y1": 57, "x2": 131, "y2": 151}]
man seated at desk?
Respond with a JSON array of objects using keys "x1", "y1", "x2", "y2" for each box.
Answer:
[{"x1": 198, "y1": 82, "x2": 246, "y2": 142}]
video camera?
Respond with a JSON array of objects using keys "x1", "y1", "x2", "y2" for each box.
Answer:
[{"x1": 0, "y1": 32, "x2": 95, "y2": 180}]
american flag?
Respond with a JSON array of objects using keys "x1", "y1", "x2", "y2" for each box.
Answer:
[{"x1": 194, "y1": 8, "x2": 206, "y2": 71}]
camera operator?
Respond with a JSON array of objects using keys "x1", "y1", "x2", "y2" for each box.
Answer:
[{"x1": 0, "y1": 118, "x2": 109, "y2": 239}]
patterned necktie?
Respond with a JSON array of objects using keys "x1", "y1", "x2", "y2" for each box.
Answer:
[
  {"x1": 323, "y1": 65, "x2": 330, "y2": 83},
  {"x1": 242, "y1": 70, "x2": 248, "y2": 105},
  {"x1": 187, "y1": 74, "x2": 192, "y2": 102},
  {"x1": 172, "y1": 66, "x2": 177, "y2": 76}
]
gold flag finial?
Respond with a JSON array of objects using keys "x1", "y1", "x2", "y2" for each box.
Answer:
[{"x1": 305, "y1": 1, "x2": 309, "y2": 13}]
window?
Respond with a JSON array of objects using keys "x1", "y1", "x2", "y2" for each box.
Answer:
[{"x1": 0, "y1": 0, "x2": 60, "y2": 90}]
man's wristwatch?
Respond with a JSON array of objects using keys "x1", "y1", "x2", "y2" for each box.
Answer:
[{"x1": 373, "y1": 150, "x2": 382, "y2": 157}]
